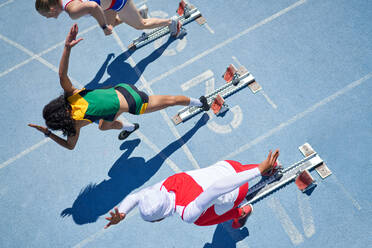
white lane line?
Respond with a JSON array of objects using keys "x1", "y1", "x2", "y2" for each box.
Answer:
[
  {"x1": 0, "y1": 25, "x2": 98, "y2": 78},
  {"x1": 181, "y1": 69, "x2": 214, "y2": 91},
  {"x1": 297, "y1": 190, "x2": 315, "y2": 238},
  {"x1": 231, "y1": 56, "x2": 243, "y2": 68},
  {"x1": 204, "y1": 23, "x2": 215, "y2": 34},
  {"x1": 72, "y1": 228, "x2": 106, "y2": 248},
  {"x1": 0, "y1": 0, "x2": 13, "y2": 8},
  {"x1": 232, "y1": 56, "x2": 275, "y2": 111},
  {"x1": 118, "y1": 115, "x2": 182, "y2": 173},
  {"x1": 0, "y1": 30, "x2": 182, "y2": 173},
  {"x1": 268, "y1": 197, "x2": 304, "y2": 245},
  {"x1": 135, "y1": 0, "x2": 147, "y2": 7},
  {"x1": 72, "y1": 208, "x2": 139, "y2": 248},
  {"x1": 261, "y1": 90, "x2": 278, "y2": 109},
  {"x1": 0, "y1": 138, "x2": 50, "y2": 170},
  {"x1": 331, "y1": 174, "x2": 362, "y2": 210},
  {"x1": 145, "y1": 0, "x2": 307, "y2": 88},
  {"x1": 221, "y1": 73, "x2": 372, "y2": 160},
  {"x1": 112, "y1": 31, "x2": 200, "y2": 170}
]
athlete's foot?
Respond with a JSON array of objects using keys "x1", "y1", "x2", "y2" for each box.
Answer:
[
  {"x1": 199, "y1": 96, "x2": 210, "y2": 111},
  {"x1": 138, "y1": 4, "x2": 148, "y2": 19},
  {"x1": 169, "y1": 18, "x2": 186, "y2": 38},
  {"x1": 118, "y1": 123, "x2": 139, "y2": 140},
  {"x1": 232, "y1": 204, "x2": 253, "y2": 229}
]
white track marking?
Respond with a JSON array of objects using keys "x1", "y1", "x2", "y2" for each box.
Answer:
[
  {"x1": 0, "y1": 138, "x2": 50, "y2": 169},
  {"x1": 331, "y1": 174, "x2": 362, "y2": 210},
  {"x1": 231, "y1": 56, "x2": 243, "y2": 68},
  {"x1": 297, "y1": 190, "x2": 315, "y2": 238},
  {"x1": 145, "y1": 0, "x2": 307, "y2": 88},
  {"x1": 0, "y1": 0, "x2": 13, "y2": 8},
  {"x1": 0, "y1": 30, "x2": 182, "y2": 173},
  {"x1": 111, "y1": 31, "x2": 200, "y2": 169},
  {"x1": 268, "y1": 197, "x2": 304, "y2": 245},
  {"x1": 72, "y1": 229, "x2": 106, "y2": 248},
  {"x1": 117, "y1": 115, "x2": 182, "y2": 173},
  {"x1": 0, "y1": 25, "x2": 98, "y2": 78},
  {"x1": 229, "y1": 105, "x2": 243, "y2": 129},
  {"x1": 72, "y1": 208, "x2": 139, "y2": 248},
  {"x1": 204, "y1": 23, "x2": 215, "y2": 34},
  {"x1": 261, "y1": 90, "x2": 278, "y2": 109},
  {"x1": 135, "y1": 0, "x2": 147, "y2": 7},
  {"x1": 231, "y1": 56, "x2": 278, "y2": 110},
  {"x1": 181, "y1": 70, "x2": 213, "y2": 91},
  {"x1": 221, "y1": 73, "x2": 372, "y2": 160}
]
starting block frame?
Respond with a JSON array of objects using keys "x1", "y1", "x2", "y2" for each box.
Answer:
[
  {"x1": 128, "y1": 2, "x2": 205, "y2": 50},
  {"x1": 172, "y1": 65, "x2": 255, "y2": 125},
  {"x1": 242, "y1": 143, "x2": 331, "y2": 206}
]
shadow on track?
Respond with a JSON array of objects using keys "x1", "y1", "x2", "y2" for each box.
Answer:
[
  {"x1": 204, "y1": 221, "x2": 249, "y2": 248},
  {"x1": 85, "y1": 36, "x2": 177, "y2": 89},
  {"x1": 61, "y1": 114, "x2": 209, "y2": 225}
]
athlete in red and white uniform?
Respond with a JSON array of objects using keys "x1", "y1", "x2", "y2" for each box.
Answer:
[
  {"x1": 36, "y1": 0, "x2": 183, "y2": 37},
  {"x1": 105, "y1": 150, "x2": 279, "y2": 229}
]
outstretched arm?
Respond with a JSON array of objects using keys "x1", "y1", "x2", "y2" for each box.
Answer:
[
  {"x1": 59, "y1": 24, "x2": 83, "y2": 95},
  {"x1": 65, "y1": 1, "x2": 113, "y2": 35},
  {"x1": 28, "y1": 124, "x2": 81, "y2": 150},
  {"x1": 104, "y1": 182, "x2": 163, "y2": 228},
  {"x1": 104, "y1": 192, "x2": 140, "y2": 228}
]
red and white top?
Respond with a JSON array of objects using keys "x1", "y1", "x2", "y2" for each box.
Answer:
[{"x1": 118, "y1": 160, "x2": 261, "y2": 225}]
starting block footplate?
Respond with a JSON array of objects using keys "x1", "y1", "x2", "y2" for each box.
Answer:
[
  {"x1": 173, "y1": 66, "x2": 254, "y2": 125},
  {"x1": 243, "y1": 152, "x2": 324, "y2": 205},
  {"x1": 129, "y1": 4, "x2": 204, "y2": 50}
]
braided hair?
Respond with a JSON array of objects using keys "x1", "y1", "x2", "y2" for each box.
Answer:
[{"x1": 43, "y1": 94, "x2": 76, "y2": 136}]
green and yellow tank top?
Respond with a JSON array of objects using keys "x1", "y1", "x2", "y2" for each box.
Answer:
[{"x1": 67, "y1": 88, "x2": 120, "y2": 123}]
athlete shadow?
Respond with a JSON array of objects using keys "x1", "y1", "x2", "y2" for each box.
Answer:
[
  {"x1": 204, "y1": 221, "x2": 249, "y2": 248},
  {"x1": 84, "y1": 36, "x2": 177, "y2": 90},
  {"x1": 60, "y1": 114, "x2": 209, "y2": 225}
]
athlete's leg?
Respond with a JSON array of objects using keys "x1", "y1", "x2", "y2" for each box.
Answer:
[
  {"x1": 117, "y1": 0, "x2": 171, "y2": 30},
  {"x1": 144, "y1": 95, "x2": 191, "y2": 113},
  {"x1": 105, "y1": 9, "x2": 121, "y2": 26},
  {"x1": 98, "y1": 119, "x2": 123, "y2": 130}
]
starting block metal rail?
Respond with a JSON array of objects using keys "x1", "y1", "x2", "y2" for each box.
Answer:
[
  {"x1": 128, "y1": 4, "x2": 205, "y2": 50},
  {"x1": 172, "y1": 66, "x2": 255, "y2": 125},
  {"x1": 243, "y1": 149, "x2": 327, "y2": 206}
]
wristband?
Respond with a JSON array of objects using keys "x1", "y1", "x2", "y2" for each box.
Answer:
[
  {"x1": 45, "y1": 130, "x2": 52, "y2": 137},
  {"x1": 101, "y1": 24, "x2": 108, "y2": 30}
]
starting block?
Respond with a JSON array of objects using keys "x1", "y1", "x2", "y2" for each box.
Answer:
[
  {"x1": 223, "y1": 64, "x2": 240, "y2": 86},
  {"x1": 177, "y1": 0, "x2": 190, "y2": 18},
  {"x1": 211, "y1": 94, "x2": 229, "y2": 115},
  {"x1": 172, "y1": 64, "x2": 256, "y2": 125},
  {"x1": 243, "y1": 143, "x2": 332, "y2": 205},
  {"x1": 128, "y1": 1, "x2": 206, "y2": 50},
  {"x1": 295, "y1": 170, "x2": 316, "y2": 192}
]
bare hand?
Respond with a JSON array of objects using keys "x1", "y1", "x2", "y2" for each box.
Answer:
[
  {"x1": 258, "y1": 149, "x2": 280, "y2": 175},
  {"x1": 103, "y1": 25, "x2": 113, "y2": 36},
  {"x1": 104, "y1": 207, "x2": 125, "y2": 229},
  {"x1": 65, "y1": 24, "x2": 83, "y2": 48},
  {"x1": 28, "y1": 124, "x2": 49, "y2": 135}
]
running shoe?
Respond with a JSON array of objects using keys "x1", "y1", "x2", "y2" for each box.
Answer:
[{"x1": 118, "y1": 123, "x2": 139, "y2": 140}]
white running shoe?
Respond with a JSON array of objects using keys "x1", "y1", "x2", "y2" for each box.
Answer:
[
  {"x1": 169, "y1": 17, "x2": 179, "y2": 36},
  {"x1": 138, "y1": 4, "x2": 148, "y2": 19}
]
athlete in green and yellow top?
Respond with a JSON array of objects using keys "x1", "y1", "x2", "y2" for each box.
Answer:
[{"x1": 28, "y1": 24, "x2": 209, "y2": 150}]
